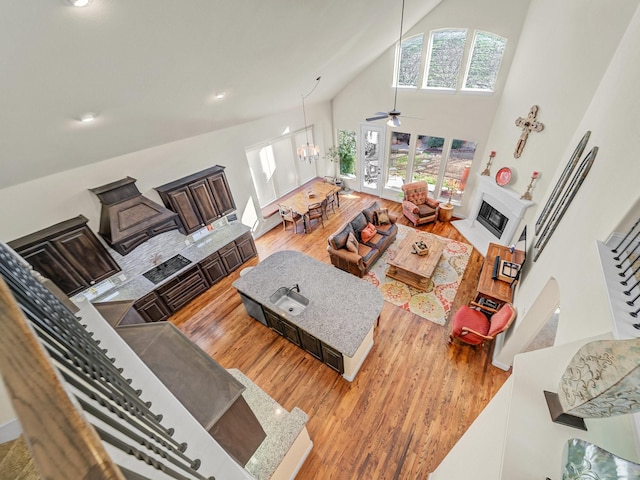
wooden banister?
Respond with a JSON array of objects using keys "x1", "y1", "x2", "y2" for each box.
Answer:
[{"x1": 0, "y1": 276, "x2": 126, "y2": 480}]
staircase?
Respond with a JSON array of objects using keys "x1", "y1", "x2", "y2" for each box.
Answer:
[{"x1": 0, "y1": 436, "x2": 40, "y2": 480}]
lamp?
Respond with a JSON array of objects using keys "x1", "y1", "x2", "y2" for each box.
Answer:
[
  {"x1": 544, "y1": 337, "x2": 640, "y2": 430},
  {"x1": 297, "y1": 76, "x2": 321, "y2": 163}
]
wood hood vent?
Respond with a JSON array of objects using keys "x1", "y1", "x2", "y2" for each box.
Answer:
[{"x1": 90, "y1": 177, "x2": 181, "y2": 256}]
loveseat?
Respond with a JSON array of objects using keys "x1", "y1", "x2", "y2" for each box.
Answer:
[{"x1": 327, "y1": 202, "x2": 398, "y2": 277}]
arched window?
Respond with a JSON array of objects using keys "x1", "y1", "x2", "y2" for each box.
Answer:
[
  {"x1": 463, "y1": 31, "x2": 507, "y2": 91},
  {"x1": 395, "y1": 34, "x2": 423, "y2": 87},
  {"x1": 423, "y1": 29, "x2": 467, "y2": 89}
]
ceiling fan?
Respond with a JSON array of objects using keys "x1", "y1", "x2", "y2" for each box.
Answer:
[{"x1": 366, "y1": 0, "x2": 407, "y2": 127}]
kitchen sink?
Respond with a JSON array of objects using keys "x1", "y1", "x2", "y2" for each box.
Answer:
[{"x1": 270, "y1": 287, "x2": 309, "y2": 316}]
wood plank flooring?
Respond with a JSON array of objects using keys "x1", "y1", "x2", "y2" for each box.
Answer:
[{"x1": 170, "y1": 191, "x2": 510, "y2": 479}]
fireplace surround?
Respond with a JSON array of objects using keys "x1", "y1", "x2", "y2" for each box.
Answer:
[{"x1": 453, "y1": 174, "x2": 534, "y2": 255}]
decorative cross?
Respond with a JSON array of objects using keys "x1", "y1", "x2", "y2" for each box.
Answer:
[{"x1": 514, "y1": 105, "x2": 544, "y2": 158}]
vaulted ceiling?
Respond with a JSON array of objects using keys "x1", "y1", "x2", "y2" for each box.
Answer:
[{"x1": 0, "y1": 0, "x2": 441, "y2": 189}]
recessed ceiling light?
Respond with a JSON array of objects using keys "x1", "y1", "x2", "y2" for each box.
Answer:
[
  {"x1": 215, "y1": 92, "x2": 226, "y2": 99},
  {"x1": 68, "y1": 0, "x2": 93, "y2": 6},
  {"x1": 79, "y1": 112, "x2": 96, "y2": 123}
]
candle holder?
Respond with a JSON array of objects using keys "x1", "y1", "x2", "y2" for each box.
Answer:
[
  {"x1": 521, "y1": 171, "x2": 540, "y2": 200},
  {"x1": 481, "y1": 151, "x2": 496, "y2": 176}
]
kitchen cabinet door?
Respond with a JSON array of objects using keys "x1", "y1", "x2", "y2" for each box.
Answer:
[
  {"x1": 134, "y1": 292, "x2": 170, "y2": 323},
  {"x1": 207, "y1": 172, "x2": 236, "y2": 215},
  {"x1": 156, "y1": 265, "x2": 208, "y2": 312},
  {"x1": 280, "y1": 318, "x2": 302, "y2": 347},
  {"x1": 9, "y1": 216, "x2": 121, "y2": 296},
  {"x1": 52, "y1": 226, "x2": 120, "y2": 287},
  {"x1": 264, "y1": 309, "x2": 284, "y2": 336},
  {"x1": 19, "y1": 242, "x2": 87, "y2": 295},
  {"x1": 299, "y1": 329, "x2": 323, "y2": 361},
  {"x1": 189, "y1": 179, "x2": 219, "y2": 225},
  {"x1": 321, "y1": 342, "x2": 344, "y2": 374},
  {"x1": 219, "y1": 242, "x2": 243, "y2": 273},
  {"x1": 235, "y1": 232, "x2": 257, "y2": 262},
  {"x1": 199, "y1": 252, "x2": 227, "y2": 286},
  {"x1": 166, "y1": 187, "x2": 204, "y2": 234}
]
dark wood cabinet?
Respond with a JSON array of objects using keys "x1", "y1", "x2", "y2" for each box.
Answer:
[
  {"x1": 299, "y1": 329, "x2": 323, "y2": 361},
  {"x1": 155, "y1": 265, "x2": 208, "y2": 312},
  {"x1": 321, "y1": 342, "x2": 344, "y2": 374},
  {"x1": 133, "y1": 291, "x2": 170, "y2": 323},
  {"x1": 155, "y1": 166, "x2": 236, "y2": 235},
  {"x1": 9, "y1": 215, "x2": 121, "y2": 296},
  {"x1": 219, "y1": 242, "x2": 243, "y2": 273},
  {"x1": 261, "y1": 306, "x2": 344, "y2": 374},
  {"x1": 199, "y1": 252, "x2": 227, "y2": 286},
  {"x1": 236, "y1": 232, "x2": 257, "y2": 262}
]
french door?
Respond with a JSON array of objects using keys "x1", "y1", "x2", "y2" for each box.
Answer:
[{"x1": 359, "y1": 124, "x2": 385, "y2": 196}]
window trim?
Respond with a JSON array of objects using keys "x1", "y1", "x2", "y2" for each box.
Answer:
[{"x1": 393, "y1": 33, "x2": 425, "y2": 88}]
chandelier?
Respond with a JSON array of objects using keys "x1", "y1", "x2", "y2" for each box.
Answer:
[{"x1": 297, "y1": 76, "x2": 321, "y2": 163}]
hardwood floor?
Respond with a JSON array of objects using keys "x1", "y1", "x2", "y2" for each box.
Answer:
[{"x1": 170, "y1": 191, "x2": 510, "y2": 479}]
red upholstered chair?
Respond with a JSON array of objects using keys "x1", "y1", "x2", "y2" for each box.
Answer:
[
  {"x1": 449, "y1": 302, "x2": 517, "y2": 346},
  {"x1": 401, "y1": 181, "x2": 440, "y2": 227}
]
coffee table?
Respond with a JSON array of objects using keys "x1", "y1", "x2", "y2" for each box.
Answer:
[{"x1": 386, "y1": 231, "x2": 446, "y2": 291}]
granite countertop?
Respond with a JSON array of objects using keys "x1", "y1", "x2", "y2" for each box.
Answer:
[
  {"x1": 232, "y1": 250, "x2": 383, "y2": 357},
  {"x1": 80, "y1": 222, "x2": 251, "y2": 304}
]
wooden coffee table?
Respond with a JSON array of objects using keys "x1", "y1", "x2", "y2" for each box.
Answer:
[{"x1": 386, "y1": 231, "x2": 446, "y2": 291}]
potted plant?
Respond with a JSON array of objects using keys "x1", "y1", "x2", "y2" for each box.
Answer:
[{"x1": 324, "y1": 147, "x2": 342, "y2": 187}]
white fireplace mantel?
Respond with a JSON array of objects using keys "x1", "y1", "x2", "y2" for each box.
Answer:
[{"x1": 453, "y1": 174, "x2": 534, "y2": 255}]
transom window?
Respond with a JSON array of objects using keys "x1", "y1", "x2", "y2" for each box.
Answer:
[
  {"x1": 396, "y1": 34, "x2": 424, "y2": 87},
  {"x1": 463, "y1": 31, "x2": 507, "y2": 91},
  {"x1": 424, "y1": 29, "x2": 467, "y2": 89}
]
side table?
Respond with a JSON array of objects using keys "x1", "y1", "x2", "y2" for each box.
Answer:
[{"x1": 439, "y1": 203, "x2": 454, "y2": 222}]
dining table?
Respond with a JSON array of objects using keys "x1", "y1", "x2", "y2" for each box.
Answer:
[{"x1": 280, "y1": 181, "x2": 341, "y2": 233}]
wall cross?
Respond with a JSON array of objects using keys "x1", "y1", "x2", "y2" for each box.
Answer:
[{"x1": 514, "y1": 105, "x2": 544, "y2": 158}]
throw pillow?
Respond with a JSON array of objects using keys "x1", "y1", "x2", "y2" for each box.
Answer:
[
  {"x1": 346, "y1": 232, "x2": 359, "y2": 253},
  {"x1": 361, "y1": 222, "x2": 377, "y2": 243},
  {"x1": 350, "y1": 212, "x2": 368, "y2": 241},
  {"x1": 328, "y1": 223, "x2": 354, "y2": 250},
  {"x1": 376, "y1": 208, "x2": 390, "y2": 225},
  {"x1": 362, "y1": 202, "x2": 380, "y2": 225}
]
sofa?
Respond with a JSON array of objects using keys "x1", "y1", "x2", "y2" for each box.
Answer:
[
  {"x1": 401, "y1": 181, "x2": 440, "y2": 227},
  {"x1": 327, "y1": 201, "x2": 398, "y2": 277}
]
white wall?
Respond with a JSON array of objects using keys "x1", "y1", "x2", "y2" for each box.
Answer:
[
  {"x1": 0, "y1": 102, "x2": 333, "y2": 243},
  {"x1": 491, "y1": 0, "x2": 640, "y2": 364}
]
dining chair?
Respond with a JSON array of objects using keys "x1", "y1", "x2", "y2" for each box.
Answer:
[
  {"x1": 324, "y1": 191, "x2": 336, "y2": 217},
  {"x1": 306, "y1": 202, "x2": 325, "y2": 231},
  {"x1": 278, "y1": 204, "x2": 303, "y2": 234}
]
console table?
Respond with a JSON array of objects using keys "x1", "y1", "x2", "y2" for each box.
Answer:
[{"x1": 474, "y1": 243, "x2": 524, "y2": 308}]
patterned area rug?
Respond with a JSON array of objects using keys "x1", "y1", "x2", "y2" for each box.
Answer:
[{"x1": 362, "y1": 225, "x2": 472, "y2": 326}]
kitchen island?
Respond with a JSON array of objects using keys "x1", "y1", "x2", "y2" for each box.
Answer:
[{"x1": 233, "y1": 250, "x2": 383, "y2": 381}]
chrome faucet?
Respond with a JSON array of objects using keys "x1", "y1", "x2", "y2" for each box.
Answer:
[{"x1": 287, "y1": 284, "x2": 300, "y2": 294}]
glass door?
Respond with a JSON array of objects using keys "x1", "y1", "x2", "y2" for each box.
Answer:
[{"x1": 359, "y1": 124, "x2": 385, "y2": 196}]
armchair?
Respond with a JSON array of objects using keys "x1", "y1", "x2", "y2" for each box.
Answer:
[
  {"x1": 401, "y1": 181, "x2": 440, "y2": 227},
  {"x1": 449, "y1": 302, "x2": 517, "y2": 346}
]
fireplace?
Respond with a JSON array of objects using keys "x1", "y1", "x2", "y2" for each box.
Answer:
[
  {"x1": 452, "y1": 174, "x2": 534, "y2": 254},
  {"x1": 477, "y1": 201, "x2": 509, "y2": 238}
]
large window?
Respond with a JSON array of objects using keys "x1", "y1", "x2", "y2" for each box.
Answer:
[
  {"x1": 437, "y1": 139, "x2": 476, "y2": 205},
  {"x1": 246, "y1": 127, "x2": 317, "y2": 208},
  {"x1": 463, "y1": 31, "x2": 507, "y2": 91},
  {"x1": 423, "y1": 29, "x2": 467, "y2": 89},
  {"x1": 411, "y1": 135, "x2": 444, "y2": 191},
  {"x1": 396, "y1": 35, "x2": 423, "y2": 87},
  {"x1": 385, "y1": 132, "x2": 411, "y2": 189},
  {"x1": 338, "y1": 130, "x2": 356, "y2": 177}
]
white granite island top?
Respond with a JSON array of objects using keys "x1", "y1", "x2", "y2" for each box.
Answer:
[{"x1": 232, "y1": 250, "x2": 383, "y2": 358}]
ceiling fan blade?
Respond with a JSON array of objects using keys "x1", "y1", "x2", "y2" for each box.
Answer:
[{"x1": 366, "y1": 115, "x2": 389, "y2": 122}]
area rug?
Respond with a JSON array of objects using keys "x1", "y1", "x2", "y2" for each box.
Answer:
[{"x1": 362, "y1": 225, "x2": 472, "y2": 326}]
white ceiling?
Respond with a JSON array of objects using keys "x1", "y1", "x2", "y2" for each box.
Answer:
[{"x1": 0, "y1": 0, "x2": 441, "y2": 189}]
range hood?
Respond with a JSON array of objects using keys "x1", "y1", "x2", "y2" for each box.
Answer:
[{"x1": 90, "y1": 177, "x2": 181, "y2": 256}]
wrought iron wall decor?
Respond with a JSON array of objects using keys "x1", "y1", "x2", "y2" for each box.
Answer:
[
  {"x1": 534, "y1": 131, "x2": 591, "y2": 236},
  {"x1": 533, "y1": 145, "x2": 598, "y2": 262}
]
